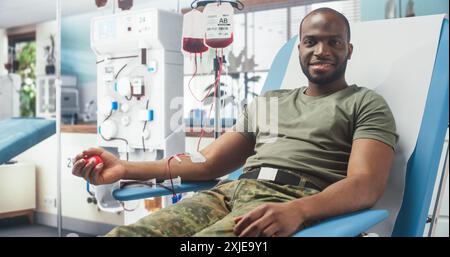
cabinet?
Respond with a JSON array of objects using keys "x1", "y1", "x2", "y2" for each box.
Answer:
[
  {"x1": 36, "y1": 75, "x2": 57, "y2": 118},
  {"x1": 60, "y1": 132, "x2": 124, "y2": 234},
  {"x1": 0, "y1": 162, "x2": 36, "y2": 223},
  {"x1": 36, "y1": 75, "x2": 79, "y2": 120}
]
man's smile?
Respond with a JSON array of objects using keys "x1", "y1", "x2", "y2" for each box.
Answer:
[{"x1": 309, "y1": 61, "x2": 335, "y2": 73}]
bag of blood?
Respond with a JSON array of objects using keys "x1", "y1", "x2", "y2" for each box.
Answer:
[
  {"x1": 204, "y1": 2, "x2": 234, "y2": 49},
  {"x1": 182, "y1": 9, "x2": 209, "y2": 55}
]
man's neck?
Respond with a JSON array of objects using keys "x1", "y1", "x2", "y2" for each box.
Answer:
[{"x1": 305, "y1": 79, "x2": 349, "y2": 97}]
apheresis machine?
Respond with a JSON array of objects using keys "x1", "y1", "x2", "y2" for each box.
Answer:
[{"x1": 90, "y1": 8, "x2": 185, "y2": 221}]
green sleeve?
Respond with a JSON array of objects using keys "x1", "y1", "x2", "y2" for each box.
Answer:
[{"x1": 353, "y1": 91, "x2": 399, "y2": 151}]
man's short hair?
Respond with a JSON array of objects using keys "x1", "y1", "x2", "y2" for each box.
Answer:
[{"x1": 299, "y1": 8, "x2": 351, "y2": 42}]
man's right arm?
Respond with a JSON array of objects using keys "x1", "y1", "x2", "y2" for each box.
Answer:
[
  {"x1": 72, "y1": 132, "x2": 255, "y2": 185},
  {"x1": 125, "y1": 132, "x2": 255, "y2": 181}
]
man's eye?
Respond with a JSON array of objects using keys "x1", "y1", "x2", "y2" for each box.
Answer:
[
  {"x1": 304, "y1": 39, "x2": 315, "y2": 46},
  {"x1": 331, "y1": 39, "x2": 343, "y2": 46}
]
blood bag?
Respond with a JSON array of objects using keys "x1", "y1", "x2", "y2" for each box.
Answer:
[
  {"x1": 204, "y1": 2, "x2": 234, "y2": 49},
  {"x1": 118, "y1": 0, "x2": 133, "y2": 11},
  {"x1": 95, "y1": 0, "x2": 107, "y2": 8},
  {"x1": 182, "y1": 9, "x2": 209, "y2": 55}
]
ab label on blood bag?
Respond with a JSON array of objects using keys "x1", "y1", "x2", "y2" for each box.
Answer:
[{"x1": 204, "y1": 2, "x2": 234, "y2": 49}]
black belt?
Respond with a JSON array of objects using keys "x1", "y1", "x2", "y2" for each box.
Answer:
[{"x1": 238, "y1": 167, "x2": 324, "y2": 191}]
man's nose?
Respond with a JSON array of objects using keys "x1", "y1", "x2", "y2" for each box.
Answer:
[{"x1": 314, "y1": 42, "x2": 331, "y2": 57}]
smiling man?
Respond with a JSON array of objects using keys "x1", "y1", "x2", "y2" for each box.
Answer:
[
  {"x1": 72, "y1": 8, "x2": 398, "y2": 237},
  {"x1": 299, "y1": 7, "x2": 353, "y2": 94}
]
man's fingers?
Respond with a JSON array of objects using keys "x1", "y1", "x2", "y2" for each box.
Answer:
[
  {"x1": 72, "y1": 159, "x2": 86, "y2": 177},
  {"x1": 234, "y1": 216, "x2": 243, "y2": 223},
  {"x1": 234, "y1": 216, "x2": 252, "y2": 236},
  {"x1": 89, "y1": 163, "x2": 103, "y2": 185},
  {"x1": 261, "y1": 223, "x2": 279, "y2": 237},
  {"x1": 90, "y1": 163, "x2": 104, "y2": 184},
  {"x1": 72, "y1": 153, "x2": 84, "y2": 164},
  {"x1": 94, "y1": 163, "x2": 104, "y2": 173},
  {"x1": 233, "y1": 205, "x2": 267, "y2": 236},
  {"x1": 238, "y1": 214, "x2": 273, "y2": 237},
  {"x1": 82, "y1": 160, "x2": 96, "y2": 181}
]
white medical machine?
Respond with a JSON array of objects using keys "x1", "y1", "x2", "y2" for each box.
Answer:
[
  {"x1": 90, "y1": 8, "x2": 185, "y2": 222},
  {"x1": 0, "y1": 74, "x2": 20, "y2": 120}
]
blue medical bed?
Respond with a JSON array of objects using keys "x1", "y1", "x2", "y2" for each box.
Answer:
[
  {"x1": 112, "y1": 17, "x2": 449, "y2": 237},
  {"x1": 0, "y1": 118, "x2": 56, "y2": 164}
]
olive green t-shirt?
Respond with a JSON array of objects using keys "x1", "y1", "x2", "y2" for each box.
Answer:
[{"x1": 234, "y1": 85, "x2": 398, "y2": 188}]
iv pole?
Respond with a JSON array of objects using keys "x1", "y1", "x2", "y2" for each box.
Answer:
[
  {"x1": 213, "y1": 55, "x2": 224, "y2": 139},
  {"x1": 195, "y1": 0, "x2": 243, "y2": 139},
  {"x1": 56, "y1": 0, "x2": 62, "y2": 237}
]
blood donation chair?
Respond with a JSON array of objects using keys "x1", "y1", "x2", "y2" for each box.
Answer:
[
  {"x1": 0, "y1": 118, "x2": 56, "y2": 165},
  {"x1": 112, "y1": 15, "x2": 449, "y2": 237},
  {"x1": 0, "y1": 118, "x2": 56, "y2": 220}
]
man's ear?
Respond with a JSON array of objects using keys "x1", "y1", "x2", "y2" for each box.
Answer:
[{"x1": 347, "y1": 43, "x2": 354, "y2": 60}]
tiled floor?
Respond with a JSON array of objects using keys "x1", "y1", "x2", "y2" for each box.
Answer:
[{"x1": 0, "y1": 216, "x2": 94, "y2": 237}]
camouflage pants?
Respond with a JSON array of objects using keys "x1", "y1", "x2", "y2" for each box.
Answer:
[{"x1": 106, "y1": 178, "x2": 320, "y2": 237}]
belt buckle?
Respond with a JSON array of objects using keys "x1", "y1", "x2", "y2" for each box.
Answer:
[{"x1": 257, "y1": 167, "x2": 278, "y2": 181}]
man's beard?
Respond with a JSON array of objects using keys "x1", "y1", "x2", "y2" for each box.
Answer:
[{"x1": 300, "y1": 59, "x2": 348, "y2": 85}]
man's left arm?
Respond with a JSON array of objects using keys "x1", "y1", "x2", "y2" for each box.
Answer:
[{"x1": 233, "y1": 138, "x2": 394, "y2": 237}]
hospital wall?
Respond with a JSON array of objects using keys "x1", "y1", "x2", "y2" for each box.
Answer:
[
  {"x1": 61, "y1": 11, "x2": 103, "y2": 118},
  {"x1": 14, "y1": 134, "x2": 123, "y2": 234},
  {"x1": 360, "y1": 0, "x2": 449, "y2": 21},
  {"x1": 35, "y1": 20, "x2": 57, "y2": 77},
  {"x1": 10, "y1": 20, "x2": 59, "y2": 92}
]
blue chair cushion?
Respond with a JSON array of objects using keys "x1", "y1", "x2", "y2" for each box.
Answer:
[
  {"x1": 0, "y1": 118, "x2": 56, "y2": 164},
  {"x1": 293, "y1": 209, "x2": 389, "y2": 237}
]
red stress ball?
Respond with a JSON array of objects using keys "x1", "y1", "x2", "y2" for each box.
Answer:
[{"x1": 83, "y1": 155, "x2": 103, "y2": 166}]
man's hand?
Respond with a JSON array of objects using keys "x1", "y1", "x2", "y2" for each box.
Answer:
[
  {"x1": 72, "y1": 148, "x2": 126, "y2": 185},
  {"x1": 233, "y1": 202, "x2": 305, "y2": 237}
]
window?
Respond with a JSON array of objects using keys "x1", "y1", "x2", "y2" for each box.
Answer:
[
  {"x1": 290, "y1": 5, "x2": 309, "y2": 39},
  {"x1": 248, "y1": 8, "x2": 287, "y2": 70},
  {"x1": 7, "y1": 33, "x2": 37, "y2": 117},
  {"x1": 311, "y1": 0, "x2": 361, "y2": 23}
]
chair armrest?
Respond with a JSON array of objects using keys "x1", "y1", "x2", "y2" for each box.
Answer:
[
  {"x1": 292, "y1": 209, "x2": 389, "y2": 237},
  {"x1": 112, "y1": 180, "x2": 219, "y2": 201}
]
